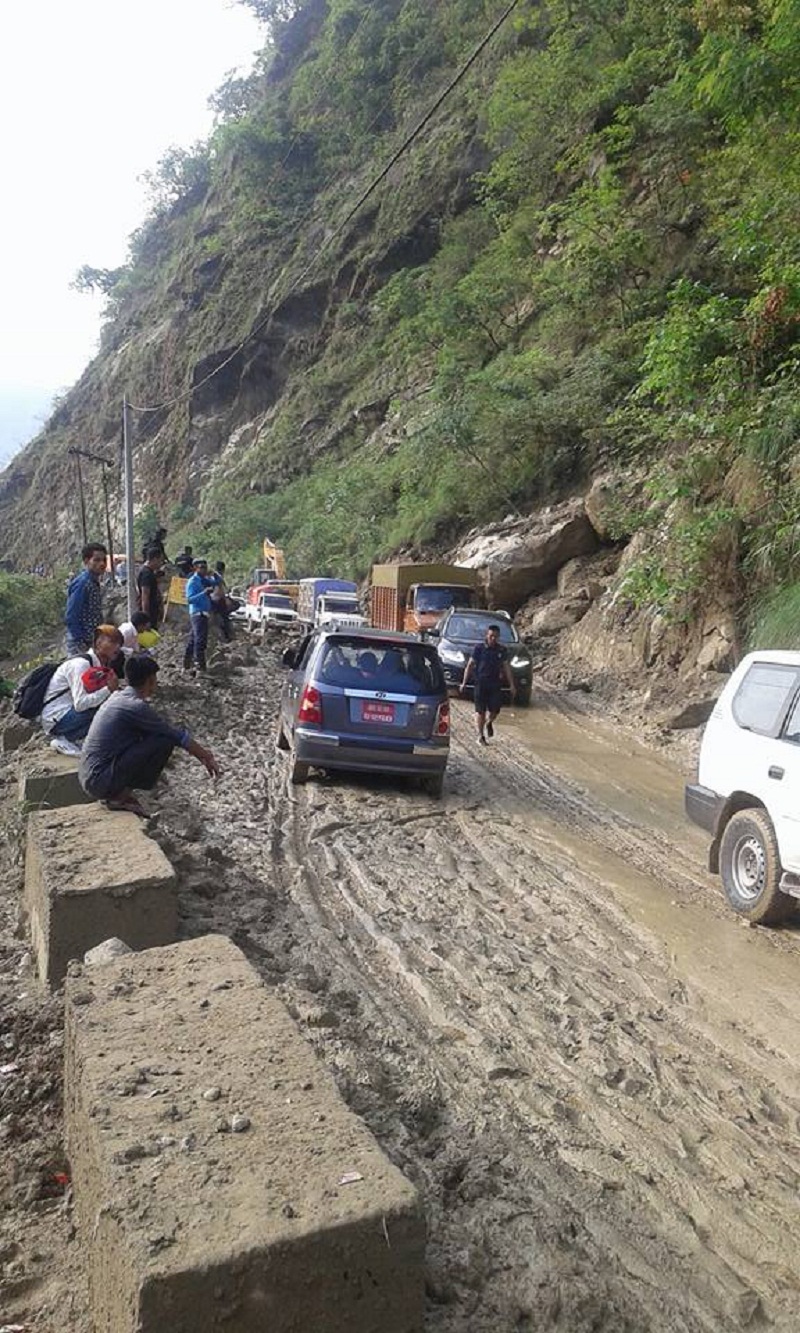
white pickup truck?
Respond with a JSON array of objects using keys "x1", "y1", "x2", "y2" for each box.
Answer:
[
  {"x1": 239, "y1": 592, "x2": 299, "y2": 634},
  {"x1": 315, "y1": 592, "x2": 366, "y2": 630}
]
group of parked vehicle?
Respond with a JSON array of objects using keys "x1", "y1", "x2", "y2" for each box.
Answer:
[{"x1": 230, "y1": 555, "x2": 530, "y2": 801}]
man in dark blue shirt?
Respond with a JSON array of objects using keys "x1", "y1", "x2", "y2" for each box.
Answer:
[
  {"x1": 459, "y1": 624, "x2": 515, "y2": 745},
  {"x1": 64, "y1": 542, "x2": 107, "y2": 655}
]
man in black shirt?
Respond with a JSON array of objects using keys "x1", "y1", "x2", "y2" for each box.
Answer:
[
  {"x1": 137, "y1": 548, "x2": 165, "y2": 625},
  {"x1": 460, "y1": 624, "x2": 516, "y2": 745}
]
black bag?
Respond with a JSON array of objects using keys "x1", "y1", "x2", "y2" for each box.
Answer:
[{"x1": 12, "y1": 656, "x2": 88, "y2": 721}]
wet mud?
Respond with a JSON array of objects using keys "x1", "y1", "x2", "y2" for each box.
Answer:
[{"x1": 2, "y1": 640, "x2": 800, "y2": 1331}]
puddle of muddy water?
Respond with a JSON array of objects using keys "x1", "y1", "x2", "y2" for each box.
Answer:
[
  {"x1": 488, "y1": 701, "x2": 800, "y2": 1063},
  {"x1": 503, "y1": 698, "x2": 699, "y2": 840}
]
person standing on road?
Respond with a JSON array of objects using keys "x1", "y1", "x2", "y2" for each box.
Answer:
[
  {"x1": 184, "y1": 557, "x2": 220, "y2": 672},
  {"x1": 459, "y1": 624, "x2": 515, "y2": 745},
  {"x1": 64, "y1": 542, "x2": 107, "y2": 655},
  {"x1": 209, "y1": 560, "x2": 234, "y2": 644},
  {"x1": 137, "y1": 547, "x2": 165, "y2": 625},
  {"x1": 79, "y1": 654, "x2": 220, "y2": 815}
]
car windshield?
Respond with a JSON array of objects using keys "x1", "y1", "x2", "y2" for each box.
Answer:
[
  {"x1": 445, "y1": 614, "x2": 518, "y2": 644},
  {"x1": 262, "y1": 595, "x2": 293, "y2": 609},
  {"x1": 318, "y1": 639, "x2": 444, "y2": 694},
  {"x1": 415, "y1": 586, "x2": 473, "y2": 613}
]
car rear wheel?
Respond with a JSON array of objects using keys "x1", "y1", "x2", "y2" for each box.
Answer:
[
  {"x1": 289, "y1": 739, "x2": 310, "y2": 784},
  {"x1": 421, "y1": 772, "x2": 444, "y2": 799},
  {"x1": 275, "y1": 716, "x2": 289, "y2": 752},
  {"x1": 719, "y1": 808, "x2": 796, "y2": 925}
]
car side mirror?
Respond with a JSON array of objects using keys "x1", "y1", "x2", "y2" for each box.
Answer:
[{"x1": 281, "y1": 648, "x2": 297, "y2": 669}]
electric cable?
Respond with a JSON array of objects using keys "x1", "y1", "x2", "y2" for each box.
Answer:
[{"x1": 127, "y1": 0, "x2": 522, "y2": 417}]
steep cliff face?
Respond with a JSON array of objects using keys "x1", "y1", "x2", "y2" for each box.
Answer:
[
  {"x1": 2, "y1": 0, "x2": 799, "y2": 652},
  {"x1": 0, "y1": 0, "x2": 493, "y2": 565}
]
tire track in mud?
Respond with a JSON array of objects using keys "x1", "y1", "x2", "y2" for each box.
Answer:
[{"x1": 160, "y1": 649, "x2": 800, "y2": 1333}]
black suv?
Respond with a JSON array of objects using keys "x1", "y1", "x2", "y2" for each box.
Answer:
[{"x1": 430, "y1": 609, "x2": 533, "y2": 706}]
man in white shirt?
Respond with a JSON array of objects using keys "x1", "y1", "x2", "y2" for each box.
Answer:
[{"x1": 40, "y1": 625, "x2": 123, "y2": 755}]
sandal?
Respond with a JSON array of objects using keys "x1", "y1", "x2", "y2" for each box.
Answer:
[{"x1": 105, "y1": 795, "x2": 147, "y2": 818}]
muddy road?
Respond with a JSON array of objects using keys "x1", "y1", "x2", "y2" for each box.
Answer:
[{"x1": 3, "y1": 638, "x2": 800, "y2": 1331}]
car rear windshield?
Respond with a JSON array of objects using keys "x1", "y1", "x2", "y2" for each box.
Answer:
[
  {"x1": 318, "y1": 639, "x2": 445, "y2": 694},
  {"x1": 732, "y1": 662, "x2": 800, "y2": 735},
  {"x1": 446, "y1": 614, "x2": 518, "y2": 644}
]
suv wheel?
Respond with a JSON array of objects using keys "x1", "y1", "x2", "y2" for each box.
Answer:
[
  {"x1": 719, "y1": 808, "x2": 796, "y2": 925},
  {"x1": 289, "y1": 741, "x2": 310, "y2": 785}
]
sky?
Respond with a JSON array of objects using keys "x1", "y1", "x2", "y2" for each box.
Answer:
[{"x1": 0, "y1": 0, "x2": 262, "y2": 464}]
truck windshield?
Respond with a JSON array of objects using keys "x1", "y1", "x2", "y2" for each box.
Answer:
[
  {"x1": 318, "y1": 639, "x2": 445, "y2": 694},
  {"x1": 415, "y1": 586, "x2": 473, "y2": 613},
  {"x1": 262, "y1": 595, "x2": 293, "y2": 609},
  {"x1": 323, "y1": 598, "x2": 359, "y2": 613},
  {"x1": 446, "y1": 615, "x2": 518, "y2": 644}
]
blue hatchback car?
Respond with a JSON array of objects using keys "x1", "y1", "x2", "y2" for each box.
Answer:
[{"x1": 277, "y1": 628, "x2": 450, "y2": 796}]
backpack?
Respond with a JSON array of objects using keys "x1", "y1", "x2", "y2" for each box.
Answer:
[{"x1": 12, "y1": 657, "x2": 88, "y2": 721}]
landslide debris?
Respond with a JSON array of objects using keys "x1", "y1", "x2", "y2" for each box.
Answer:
[{"x1": 2, "y1": 630, "x2": 800, "y2": 1331}]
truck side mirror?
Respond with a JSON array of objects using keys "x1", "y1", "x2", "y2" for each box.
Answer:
[
  {"x1": 281, "y1": 648, "x2": 297, "y2": 669},
  {"x1": 426, "y1": 627, "x2": 440, "y2": 639}
]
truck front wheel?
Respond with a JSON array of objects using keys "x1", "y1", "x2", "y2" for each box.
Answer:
[{"x1": 719, "y1": 808, "x2": 796, "y2": 925}]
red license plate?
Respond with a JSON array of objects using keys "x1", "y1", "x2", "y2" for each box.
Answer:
[{"x1": 361, "y1": 700, "x2": 396, "y2": 724}]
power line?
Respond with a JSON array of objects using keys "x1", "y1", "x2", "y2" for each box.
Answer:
[{"x1": 128, "y1": 0, "x2": 522, "y2": 419}]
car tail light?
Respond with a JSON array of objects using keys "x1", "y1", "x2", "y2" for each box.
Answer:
[
  {"x1": 434, "y1": 699, "x2": 450, "y2": 736},
  {"x1": 298, "y1": 685, "x2": 323, "y2": 725}
]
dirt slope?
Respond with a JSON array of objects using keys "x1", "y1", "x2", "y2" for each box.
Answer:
[{"x1": 2, "y1": 637, "x2": 799, "y2": 1331}]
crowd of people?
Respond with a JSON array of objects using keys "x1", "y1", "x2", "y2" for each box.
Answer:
[{"x1": 42, "y1": 536, "x2": 222, "y2": 815}]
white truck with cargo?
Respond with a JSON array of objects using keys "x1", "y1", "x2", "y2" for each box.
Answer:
[{"x1": 297, "y1": 578, "x2": 361, "y2": 628}]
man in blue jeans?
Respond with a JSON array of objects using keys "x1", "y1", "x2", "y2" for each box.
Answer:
[
  {"x1": 64, "y1": 542, "x2": 107, "y2": 655},
  {"x1": 40, "y1": 625, "x2": 124, "y2": 755},
  {"x1": 184, "y1": 557, "x2": 220, "y2": 672}
]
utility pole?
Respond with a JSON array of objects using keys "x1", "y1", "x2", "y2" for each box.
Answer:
[
  {"x1": 122, "y1": 397, "x2": 136, "y2": 619},
  {"x1": 69, "y1": 449, "x2": 88, "y2": 544},
  {"x1": 68, "y1": 445, "x2": 117, "y2": 570}
]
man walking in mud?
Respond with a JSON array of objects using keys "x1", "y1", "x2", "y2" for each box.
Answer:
[{"x1": 460, "y1": 623, "x2": 515, "y2": 745}]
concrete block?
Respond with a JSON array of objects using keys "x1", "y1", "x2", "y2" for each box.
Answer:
[
  {"x1": 64, "y1": 935, "x2": 425, "y2": 1333},
  {"x1": 19, "y1": 753, "x2": 92, "y2": 809},
  {"x1": 2, "y1": 719, "x2": 34, "y2": 752},
  {"x1": 25, "y1": 805, "x2": 177, "y2": 988}
]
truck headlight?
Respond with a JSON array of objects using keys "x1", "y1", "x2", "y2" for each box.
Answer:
[{"x1": 440, "y1": 647, "x2": 466, "y2": 665}]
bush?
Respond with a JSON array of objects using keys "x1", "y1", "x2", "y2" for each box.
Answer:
[
  {"x1": 0, "y1": 573, "x2": 65, "y2": 665},
  {"x1": 748, "y1": 583, "x2": 800, "y2": 651}
]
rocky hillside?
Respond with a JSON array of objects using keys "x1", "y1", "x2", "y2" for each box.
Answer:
[{"x1": 2, "y1": 0, "x2": 799, "y2": 653}]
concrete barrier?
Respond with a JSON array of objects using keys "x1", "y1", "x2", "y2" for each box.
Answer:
[
  {"x1": 19, "y1": 753, "x2": 92, "y2": 810},
  {"x1": 2, "y1": 719, "x2": 34, "y2": 752},
  {"x1": 64, "y1": 934, "x2": 425, "y2": 1333},
  {"x1": 25, "y1": 805, "x2": 177, "y2": 987}
]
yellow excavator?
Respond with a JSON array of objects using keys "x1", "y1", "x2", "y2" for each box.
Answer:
[{"x1": 249, "y1": 537, "x2": 286, "y2": 585}]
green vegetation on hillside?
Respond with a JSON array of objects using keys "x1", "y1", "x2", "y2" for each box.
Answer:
[{"x1": 8, "y1": 0, "x2": 799, "y2": 643}]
